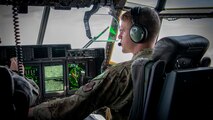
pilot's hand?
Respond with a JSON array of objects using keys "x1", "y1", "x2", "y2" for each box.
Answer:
[
  {"x1": 28, "y1": 107, "x2": 34, "y2": 120},
  {"x1": 10, "y1": 57, "x2": 25, "y2": 74}
]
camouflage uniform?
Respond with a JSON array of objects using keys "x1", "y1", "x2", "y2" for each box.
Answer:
[
  {"x1": 31, "y1": 48, "x2": 153, "y2": 120},
  {"x1": 10, "y1": 70, "x2": 40, "y2": 106}
]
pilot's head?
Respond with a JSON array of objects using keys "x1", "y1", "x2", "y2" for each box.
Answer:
[{"x1": 118, "y1": 7, "x2": 160, "y2": 54}]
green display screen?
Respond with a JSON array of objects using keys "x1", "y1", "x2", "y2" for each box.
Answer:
[
  {"x1": 24, "y1": 65, "x2": 40, "y2": 86},
  {"x1": 44, "y1": 64, "x2": 64, "y2": 93},
  {"x1": 68, "y1": 62, "x2": 86, "y2": 90}
]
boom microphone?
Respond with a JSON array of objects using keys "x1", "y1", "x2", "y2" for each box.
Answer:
[{"x1": 118, "y1": 42, "x2": 122, "y2": 46}]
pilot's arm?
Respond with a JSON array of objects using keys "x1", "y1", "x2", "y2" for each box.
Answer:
[{"x1": 27, "y1": 64, "x2": 130, "y2": 120}]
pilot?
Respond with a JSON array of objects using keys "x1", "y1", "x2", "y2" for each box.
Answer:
[
  {"x1": 1, "y1": 57, "x2": 40, "y2": 119},
  {"x1": 9, "y1": 57, "x2": 40, "y2": 107},
  {"x1": 28, "y1": 6, "x2": 161, "y2": 120}
]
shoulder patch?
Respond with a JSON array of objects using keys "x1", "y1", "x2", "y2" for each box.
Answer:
[{"x1": 82, "y1": 81, "x2": 96, "y2": 92}]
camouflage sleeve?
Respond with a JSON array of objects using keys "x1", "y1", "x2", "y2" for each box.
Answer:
[
  {"x1": 31, "y1": 67, "x2": 124, "y2": 120},
  {"x1": 24, "y1": 76, "x2": 40, "y2": 106}
]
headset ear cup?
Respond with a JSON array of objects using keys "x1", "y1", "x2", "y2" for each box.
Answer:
[{"x1": 130, "y1": 25, "x2": 147, "y2": 43}]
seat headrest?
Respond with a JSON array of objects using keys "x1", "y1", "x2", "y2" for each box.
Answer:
[{"x1": 152, "y1": 35, "x2": 209, "y2": 72}]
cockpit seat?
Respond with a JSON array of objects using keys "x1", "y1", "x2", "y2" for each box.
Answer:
[
  {"x1": 129, "y1": 34, "x2": 212, "y2": 120},
  {"x1": 0, "y1": 66, "x2": 15, "y2": 118},
  {"x1": 153, "y1": 35, "x2": 213, "y2": 120},
  {"x1": 0, "y1": 66, "x2": 30, "y2": 120}
]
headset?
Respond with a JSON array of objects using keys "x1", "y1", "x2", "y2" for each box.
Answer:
[{"x1": 130, "y1": 7, "x2": 148, "y2": 43}]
